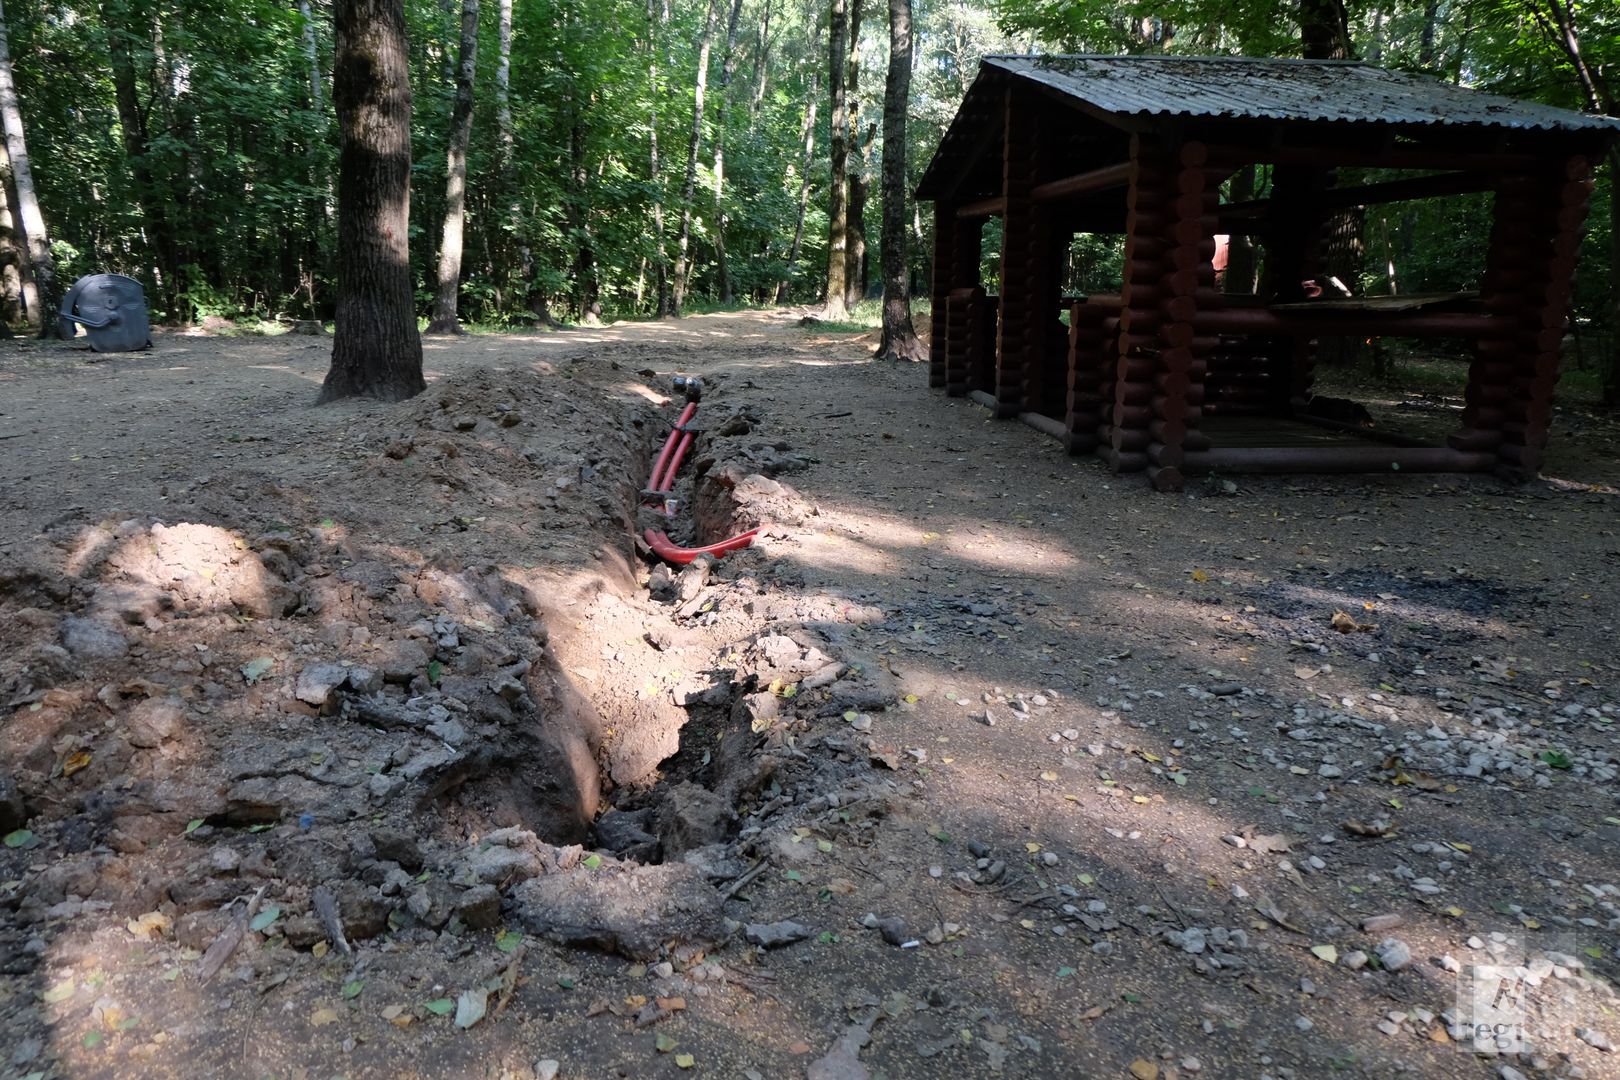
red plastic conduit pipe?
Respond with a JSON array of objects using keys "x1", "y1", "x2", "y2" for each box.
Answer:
[
  {"x1": 648, "y1": 401, "x2": 697, "y2": 494},
  {"x1": 642, "y1": 396, "x2": 759, "y2": 564}
]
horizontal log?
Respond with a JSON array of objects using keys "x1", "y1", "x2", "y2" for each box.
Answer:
[
  {"x1": 1207, "y1": 146, "x2": 1540, "y2": 172},
  {"x1": 1032, "y1": 162, "x2": 1133, "y2": 202},
  {"x1": 956, "y1": 195, "x2": 1006, "y2": 219},
  {"x1": 1181, "y1": 445, "x2": 1497, "y2": 474},
  {"x1": 1100, "y1": 447, "x2": 1150, "y2": 473},
  {"x1": 1152, "y1": 422, "x2": 1212, "y2": 450},
  {"x1": 1448, "y1": 427, "x2": 1506, "y2": 451},
  {"x1": 1065, "y1": 430, "x2": 1100, "y2": 455},
  {"x1": 1149, "y1": 440, "x2": 1185, "y2": 468},
  {"x1": 1148, "y1": 464, "x2": 1185, "y2": 491},
  {"x1": 1194, "y1": 307, "x2": 1513, "y2": 340},
  {"x1": 1110, "y1": 425, "x2": 1153, "y2": 452},
  {"x1": 1018, "y1": 411, "x2": 1068, "y2": 441}
]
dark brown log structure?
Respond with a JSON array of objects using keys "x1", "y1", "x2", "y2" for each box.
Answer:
[
  {"x1": 915, "y1": 56, "x2": 1619, "y2": 487},
  {"x1": 993, "y1": 87, "x2": 1038, "y2": 418}
]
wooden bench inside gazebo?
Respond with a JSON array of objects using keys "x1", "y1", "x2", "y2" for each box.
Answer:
[{"x1": 917, "y1": 56, "x2": 1620, "y2": 490}]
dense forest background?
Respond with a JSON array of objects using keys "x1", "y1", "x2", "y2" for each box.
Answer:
[{"x1": 0, "y1": 0, "x2": 1614, "y2": 390}]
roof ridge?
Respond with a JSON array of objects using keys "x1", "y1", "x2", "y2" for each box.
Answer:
[{"x1": 984, "y1": 53, "x2": 1371, "y2": 66}]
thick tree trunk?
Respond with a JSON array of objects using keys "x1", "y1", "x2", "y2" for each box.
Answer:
[
  {"x1": 672, "y1": 0, "x2": 718, "y2": 315},
  {"x1": 843, "y1": 0, "x2": 866, "y2": 309},
  {"x1": 823, "y1": 0, "x2": 849, "y2": 319},
  {"x1": 712, "y1": 0, "x2": 745, "y2": 305},
  {"x1": 427, "y1": 0, "x2": 479, "y2": 334},
  {"x1": 0, "y1": 0, "x2": 60, "y2": 335},
  {"x1": 1223, "y1": 165, "x2": 1258, "y2": 294},
  {"x1": 320, "y1": 0, "x2": 424, "y2": 403},
  {"x1": 775, "y1": 75, "x2": 817, "y2": 304},
  {"x1": 874, "y1": 0, "x2": 922, "y2": 361},
  {"x1": 0, "y1": 161, "x2": 20, "y2": 325},
  {"x1": 646, "y1": 0, "x2": 671, "y2": 317}
]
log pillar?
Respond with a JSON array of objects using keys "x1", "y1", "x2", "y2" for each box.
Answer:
[
  {"x1": 938, "y1": 215, "x2": 982, "y2": 396},
  {"x1": 994, "y1": 88, "x2": 1038, "y2": 418},
  {"x1": 928, "y1": 205, "x2": 955, "y2": 388},
  {"x1": 1104, "y1": 135, "x2": 1175, "y2": 475},
  {"x1": 1066, "y1": 299, "x2": 1109, "y2": 454},
  {"x1": 1487, "y1": 157, "x2": 1594, "y2": 478}
]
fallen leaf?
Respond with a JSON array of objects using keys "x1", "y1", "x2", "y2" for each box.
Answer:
[
  {"x1": 656, "y1": 1032, "x2": 678, "y2": 1053},
  {"x1": 62, "y1": 750, "x2": 92, "y2": 777},
  {"x1": 1190, "y1": 569, "x2": 1209, "y2": 583},
  {"x1": 309, "y1": 1007, "x2": 340, "y2": 1027},
  {"x1": 126, "y1": 912, "x2": 171, "y2": 940},
  {"x1": 1246, "y1": 833, "x2": 1291, "y2": 855},
  {"x1": 240, "y1": 657, "x2": 274, "y2": 684},
  {"x1": 1310, "y1": 944, "x2": 1338, "y2": 964},
  {"x1": 675, "y1": 1054, "x2": 695, "y2": 1069},
  {"x1": 3, "y1": 828, "x2": 37, "y2": 849},
  {"x1": 342, "y1": 980, "x2": 364, "y2": 1000},
  {"x1": 423, "y1": 998, "x2": 455, "y2": 1016},
  {"x1": 1129, "y1": 1058, "x2": 1159, "y2": 1080},
  {"x1": 249, "y1": 906, "x2": 281, "y2": 933},
  {"x1": 454, "y1": 988, "x2": 489, "y2": 1028},
  {"x1": 1294, "y1": 666, "x2": 1320, "y2": 680}
]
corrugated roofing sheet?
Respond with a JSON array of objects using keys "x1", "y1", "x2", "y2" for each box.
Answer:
[{"x1": 987, "y1": 55, "x2": 1620, "y2": 133}]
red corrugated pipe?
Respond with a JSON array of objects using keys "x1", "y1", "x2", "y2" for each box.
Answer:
[{"x1": 642, "y1": 391, "x2": 758, "y2": 565}]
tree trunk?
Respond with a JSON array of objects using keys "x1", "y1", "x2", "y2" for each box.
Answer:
[
  {"x1": 0, "y1": 0, "x2": 60, "y2": 335},
  {"x1": 0, "y1": 159, "x2": 19, "y2": 326},
  {"x1": 1223, "y1": 165, "x2": 1258, "y2": 294},
  {"x1": 874, "y1": 0, "x2": 922, "y2": 361},
  {"x1": 775, "y1": 73, "x2": 817, "y2": 304},
  {"x1": 1298, "y1": 0, "x2": 1350, "y2": 60},
  {"x1": 299, "y1": 0, "x2": 328, "y2": 319},
  {"x1": 320, "y1": 0, "x2": 424, "y2": 403},
  {"x1": 427, "y1": 0, "x2": 479, "y2": 334},
  {"x1": 712, "y1": 0, "x2": 745, "y2": 305},
  {"x1": 672, "y1": 0, "x2": 718, "y2": 315},
  {"x1": 843, "y1": 0, "x2": 866, "y2": 309},
  {"x1": 748, "y1": 0, "x2": 772, "y2": 121},
  {"x1": 646, "y1": 0, "x2": 671, "y2": 317},
  {"x1": 822, "y1": 0, "x2": 849, "y2": 319}
]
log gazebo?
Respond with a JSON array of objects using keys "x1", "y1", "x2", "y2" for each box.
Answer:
[{"x1": 918, "y1": 56, "x2": 1620, "y2": 489}]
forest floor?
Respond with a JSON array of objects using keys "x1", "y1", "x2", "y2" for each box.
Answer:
[{"x1": 2, "y1": 311, "x2": 1620, "y2": 1080}]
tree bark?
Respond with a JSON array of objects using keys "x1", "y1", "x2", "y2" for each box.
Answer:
[
  {"x1": 298, "y1": 0, "x2": 328, "y2": 319},
  {"x1": 748, "y1": 0, "x2": 772, "y2": 121},
  {"x1": 1299, "y1": 0, "x2": 1360, "y2": 366},
  {"x1": 0, "y1": 158, "x2": 19, "y2": 326},
  {"x1": 843, "y1": 0, "x2": 866, "y2": 309},
  {"x1": 874, "y1": 0, "x2": 922, "y2": 361},
  {"x1": 0, "y1": 0, "x2": 59, "y2": 335},
  {"x1": 672, "y1": 0, "x2": 718, "y2": 315},
  {"x1": 320, "y1": 0, "x2": 424, "y2": 403},
  {"x1": 775, "y1": 72, "x2": 817, "y2": 304},
  {"x1": 646, "y1": 0, "x2": 671, "y2": 317},
  {"x1": 712, "y1": 0, "x2": 745, "y2": 305},
  {"x1": 427, "y1": 0, "x2": 479, "y2": 334},
  {"x1": 822, "y1": 0, "x2": 849, "y2": 319}
]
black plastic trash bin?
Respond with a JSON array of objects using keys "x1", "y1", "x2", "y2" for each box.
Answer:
[{"x1": 58, "y1": 273, "x2": 153, "y2": 352}]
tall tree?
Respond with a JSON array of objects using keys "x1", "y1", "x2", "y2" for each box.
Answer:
[
  {"x1": 776, "y1": 69, "x2": 818, "y2": 303},
  {"x1": 319, "y1": 0, "x2": 424, "y2": 403},
  {"x1": 0, "y1": 0, "x2": 60, "y2": 336},
  {"x1": 672, "y1": 0, "x2": 718, "y2": 314},
  {"x1": 822, "y1": 0, "x2": 849, "y2": 318},
  {"x1": 874, "y1": 0, "x2": 923, "y2": 360},
  {"x1": 843, "y1": 0, "x2": 867, "y2": 308},
  {"x1": 646, "y1": 0, "x2": 672, "y2": 316},
  {"x1": 427, "y1": 0, "x2": 480, "y2": 334},
  {"x1": 711, "y1": 0, "x2": 745, "y2": 305}
]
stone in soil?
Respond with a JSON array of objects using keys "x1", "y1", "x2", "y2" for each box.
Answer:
[
  {"x1": 509, "y1": 861, "x2": 726, "y2": 960},
  {"x1": 745, "y1": 920, "x2": 814, "y2": 948},
  {"x1": 653, "y1": 782, "x2": 733, "y2": 857}
]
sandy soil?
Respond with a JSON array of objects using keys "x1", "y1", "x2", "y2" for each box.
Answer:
[{"x1": 1, "y1": 312, "x2": 1618, "y2": 1080}]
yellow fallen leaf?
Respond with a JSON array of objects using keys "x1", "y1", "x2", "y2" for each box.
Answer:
[
  {"x1": 1139, "y1": 751, "x2": 1161, "y2": 763},
  {"x1": 1294, "y1": 667, "x2": 1321, "y2": 680},
  {"x1": 62, "y1": 750, "x2": 92, "y2": 777},
  {"x1": 1190, "y1": 569, "x2": 1209, "y2": 583},
  {"x1": 309, "y1": 1007, "x2": 340, "y2": 1027},
  {"x1": 1449, "y1": 842, "x2": 1472, "y2": 853},
  {"x1": 312, "y1": 941, "x2": 329, "y2": 958},
  {"x1": 1019, "y1": 919, "x2": 1036, "y2": 930},
  {"x1": 1025, "y1": 842, "x2": 1042, "y2": 853},
  {"x1": 1039, "y1": 771, "x2": 1058, "y2": 782},
  {"x1": 675, "y1": 1054, "x2": 695, "y2": 1069},
  {"x1": 1129, "y1": 1059, "x2": 1160, "y2": 1080},
  {"x1": 1131, "y1": 795, "x2": 1150, "y2": 804},
  {"x1": 126, "y1": 912, "x2": 171, "y2": 940}
]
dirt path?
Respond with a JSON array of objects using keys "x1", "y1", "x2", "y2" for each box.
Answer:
[{"x1": 2, "y1": 313, "x2": 1618, "y2": 1080}]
